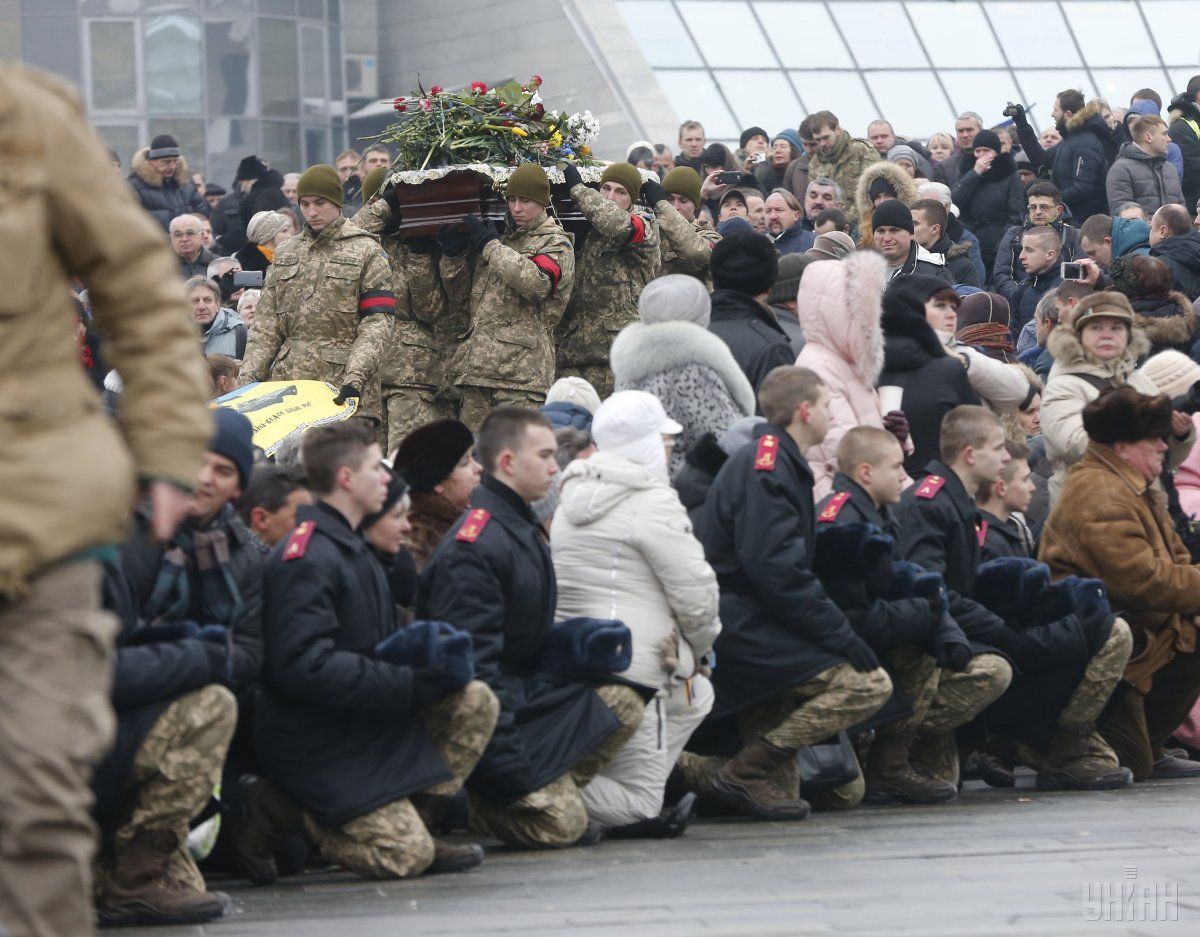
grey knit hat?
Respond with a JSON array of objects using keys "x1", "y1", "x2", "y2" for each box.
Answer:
[
  {"x1": 768, "y1": 252, "x2": 812, "y2": 304},
  {"x1": 246, "y1": 210, "x2": 288, "y2": 245},
  {"x1": 637, "y1": 273, "x2": 712, "y2": 327}
]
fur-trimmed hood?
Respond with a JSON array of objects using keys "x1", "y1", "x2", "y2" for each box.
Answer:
[
  {"x1": 1064, "y1": 100, "x2": 1110, "y2": 138},
  {"x1": 1046, "y1": 321, "x2": 1150, "y2": 379},
  {"x1": 609, "y1": 319, "x2": 756, "y2": 416},
  {"x1": 797, "y1": 251, "x2": 887, "y2": 386},
  {"x1": 855, "y1": 160, "x2": 919, "y2": 222},
  {"x1": 1130, "y1": 292, "x2": 1198, "y2": 348},
  {"x1": 131, "y1": 147, "x2": 192, "y2": 188}
]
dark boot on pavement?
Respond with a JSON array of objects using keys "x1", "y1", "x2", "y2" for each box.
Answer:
[
  {"x1": 710, "y1": 738, "x2": 811, "y2": 820},
  {"x1": 231, "y1": 774, "x2": 306, "y2": 885},
  {"x1": 1036, "y1": 724, "x2": 1133, "y2": 790},
  {"x1": 96, "y1": 830, "x2": 225, "y2": 928},
  {"x1": 426, "y1": 840, "x2": 484, "y2": 873},
  {"x1": 1149, "y1": 752, "x2": 1200, "y2": 779},
  {"x1": 864, "y1": 733, "x2": 957, "y2": 805},
  {"x1": 606, "y1": 792, "x2": 698, "y2": 840}
]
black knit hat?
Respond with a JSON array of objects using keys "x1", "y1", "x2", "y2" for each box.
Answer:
[
  {"x1": 871, "y1": 198, "x2": 914, "y2": 234},
  {"x1": 209, "y1": 408, "x2": 255, "y2": 489},
  {"x1": 1082, "y1": 385, "x2": 1172, "y2": 445},
  {"x1": 972, "y1": 129, "x2": 1003, "y2": 154},
  {"x1": 868, "y1": 176, "x2": 898, "y2": 203},
  {"x1": 701, "y1": 143, "x2": 729, "y2": 169},
  {"x1": 740, "y1": 126, "x2": 769, "y2": 149},
  {"x1": 362, "y1": 464, "x2": 410, "y2": 530},
  {"x1": 236, "y1": 154, "x2": 268, "y2": 182},
  {"x1": 147, "y1": 134, "x2": 180, "y2": 159},
  {"x1": 392, "y1": 419, "x2": 475, "y2": 493},
  {"x1": 711, "y1": 231, "x2": 779, "y2": 296}
]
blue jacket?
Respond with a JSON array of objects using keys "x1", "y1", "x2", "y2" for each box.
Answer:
[{"x1": 773, "y1": 221, "x2": 816, "y2": 256}]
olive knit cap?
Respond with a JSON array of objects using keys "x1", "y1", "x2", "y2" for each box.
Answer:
[
  {"x1": 662, "y1": 166, "x2": 702, "y2": 208},
  {"x1": 361, "y1": 166, "x2": 388, "y2": 204},
  {"x1": 600, "y1": 162, "x2": 644, "y2": 203},
  {"x1": 506, "y1": 164, "x2": 551, "y2": 206},
  {"x1": 296, "y1": 164, "x2": 344, "y2": 208}
]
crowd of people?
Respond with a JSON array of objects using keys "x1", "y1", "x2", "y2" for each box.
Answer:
[{"x1": 10, "y1": 59, "x2": 1200, "y2": 936}]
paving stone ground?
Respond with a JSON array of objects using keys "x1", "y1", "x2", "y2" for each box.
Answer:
[{"x1": 117, "y1": 775, "x2": 1200, "y2": 937}]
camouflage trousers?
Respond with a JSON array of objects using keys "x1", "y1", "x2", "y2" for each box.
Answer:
[
  {"x1": 302, "y1": 680, "x2": 499, "y2": 880},
  {"x1": 455, "y1": 385, "x2": 548, "y2": 432},
  {"x1": 470, "y1": 684, "x2": 645, "y2": 849},
  {"x1": 556, "y1": 365, "x2": 613, "y2": 400},
  {"x1": 383, "y1": 384, "x2": 455, "y2": 458},
  {"x1": 96, "y1": 685, "x2": 237, "y2": 897},
  {"x1": 1061, "y1": 618, "x2": 1133, "y2": 727},
  {"x1": 678, "y1": 664, "x2": 893, "y2": 798}
]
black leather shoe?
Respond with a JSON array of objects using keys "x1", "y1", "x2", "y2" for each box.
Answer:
[
  {"x1": 605, "y1": 793, "x2": 698, "y2": 840},
  {"x1": 1150, "y1": 754, "x2": 1200, "y2": 779}
]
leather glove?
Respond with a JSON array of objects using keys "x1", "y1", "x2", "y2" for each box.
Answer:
[
  {"x1": 934, "y1": 640, "x2": 973, "y2": 672},
  {"x1": 411, "y1": 666, "x2": 448, "y2": 708},
  {"x1": 404, "y1": 235, "x2": 437, "y2": 254},
  {"x1": 462, "y1": 214, "x2": 499, "y2": 254},
  {"x1": 882, "y1": 410, "x2": 910, "y2": 446},
  {"x1": 1002, "y1": 102, "x2": 1027, "y2": 124},
  {"x1": 436, "y1": 223, "x2": 469, "y2": 257},
  {"x1": 832, "y1": 634, "x2": 881, "y2": 673},
  {"x1": 333, "y1": 384, "x2": 360, "y2": 406},
  {"x1": 562, "y1": 163, "x2": 583, "y2": 190},
  {"x1": 641, "y1": 178, "x2": 668, "y2": 206}
]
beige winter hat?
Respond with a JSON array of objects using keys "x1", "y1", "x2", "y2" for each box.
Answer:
[{"x1": 1136, "y1": 349, "x2": 1200, "y2": 398}]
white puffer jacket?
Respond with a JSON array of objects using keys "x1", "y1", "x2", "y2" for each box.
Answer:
[{"x1": 551, "y1": 451, "x2": 720, "y2": 690}]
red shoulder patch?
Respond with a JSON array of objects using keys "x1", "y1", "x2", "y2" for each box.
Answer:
[
  {"x1": 976, "y1": 519, "x2": 988, "y2": 547},
  {"x1": 755, "y1": 434, "x2": 779, "y2": 472},
  {"x1": 915, "y1": 474, "x2": 946, "y2": 500},
  {"x1": 282, "y1": 521, "x2": 315, "y2": 561},
  {"x1": 456, "y1": 508, "x2": 491, "y2": 543},
  {"x1": 818, "y1": 491, "x2": 850, "y2": 524}
]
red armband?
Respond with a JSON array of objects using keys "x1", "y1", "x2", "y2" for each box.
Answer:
[
  {"x1": 358, "y1": 289, "x2": 396, "y2": 317},
  {"x1": 629, "y1": 213, "x2": 647, "y2": 245},
  {"x1": 530, "y1": 254, "x2": 562, "y2": 295}
]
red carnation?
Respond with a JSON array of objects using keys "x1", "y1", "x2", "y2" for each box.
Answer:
[
  {"x1": 429, "y1": 85, "x2": 443, "y2": 95},
  {"x1": 471, "y1": 81, "x2": 488, "y2": 93},
  {"x1": 532, "y1": 103, "x2": 545, "y2": 121},
  {"x1": 393, "y1": 96, "x2": 406, "y2": 112},
  {"x1": 531, "y1": 74, "x2": 543, "y2": 87}
]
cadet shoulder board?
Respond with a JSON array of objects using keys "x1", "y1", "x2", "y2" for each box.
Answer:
[
  {"x1": 915, "y1": 474, "x2": 946, "y2": 499},
  {"x1": 755, "y1": 434, "x2": 779, "y2": 472},
  {"x1": 282, "y1": 520, "x2": 316, "y2": 561},
  {"x1": 456, "y1": 508, "x2": 491, "y2": 543},
  {"x1": 818, "y1": 491, "x2": 850, "y2": 523}
]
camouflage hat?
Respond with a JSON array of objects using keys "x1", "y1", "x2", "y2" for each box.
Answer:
[
  {"x1": 662, "y1": 166, "x2": 702, "y2": 208},
  {"x1": 506, "y1": 164, "x2": 551, "y2": 206},
  {"x1": 600, "y1": 162, "x2": 644, "y2": 203},
  {"x1": 297, "y1": 164, "x2": 343, "y2": 208},
  {"x1": 361, "y1": 166, "x2": 388, "y2": 203}
]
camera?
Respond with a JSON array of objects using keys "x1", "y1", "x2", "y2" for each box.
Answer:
[
  {"x1": 233, "y1": 270, "x2": 264, "y2": 289},
  {"x1": 717, "y1": 170, "x2": 743, "y2": 185},
  {"x1": 1173, "y1": 380, "x2": 1200, "y2": 416},
  {"x1": 752, "y1": 152, "x2": 767, "y2": 164},
  {"x1": 1060, "y1": 262, "x2": 1084, "y2": 281}
]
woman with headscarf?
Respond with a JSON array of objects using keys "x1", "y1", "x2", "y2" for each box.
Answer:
[
  {"x1": 610, "y1": 274, "x2": 755, "y2": 480},
  {"x1": 552, "y1": 391, "x2": 720, "y2": 837},
  {"x1": 391, "y1": 419, "x2": 480, "y2": 569}
]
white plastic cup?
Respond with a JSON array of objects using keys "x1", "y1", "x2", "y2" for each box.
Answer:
[{"x1": 878, "y1": 385, "x2": 904, "y2": 415}]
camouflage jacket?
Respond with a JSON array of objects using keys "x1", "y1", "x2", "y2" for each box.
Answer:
[
  {"x1": 238, "y1": 216, "x2": 395, "y2": 414},
  {"x1": 556, "y1": 184, "x2": 660, "y2": 371},
  {"x1": 807, "y1": 130, "x2": 880, "y2": 225},
  {"x1": 440, "y1": 211, "x2": 575, "y2": 392},
  {"x1": 654, "y1": 198, "x2": 720, "y2": 286},
  {"x1": 352, "y1": 199, "x2": 463, "y2": 389}
]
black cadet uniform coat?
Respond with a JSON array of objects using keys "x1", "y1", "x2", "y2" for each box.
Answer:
[
  {"x1": 696, "y1": 426, "x2": 858, "y2": 719},
  {"x1": 979, "y1": 509, "x2": 1031, "y2": 562},
  {"x1": 255, "y1": 501, "x2": 450, "y2": 826},
  {"x1": 416, "y1": 476, "x2": 625, "y2": 807}
]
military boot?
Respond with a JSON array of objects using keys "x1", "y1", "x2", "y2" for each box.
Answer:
[
  {"x1": 231, "y1": 775, "x2": 306, "y2": 885},
  {"x1": 710, "y1": 738, "x2": 811, "y2": 820},
  {"x1": 427, "y1": 840, "x2": 485, "y2": 874},
  {"x1": 1036, "y1": 724, "x2": 1132, "y2": 790},
  {"x1": 96, "y1": 830, "x2": 225, "y2": 928},
  {"x1": 864, "y1": 733, "x2": 958, "y2": 805}
]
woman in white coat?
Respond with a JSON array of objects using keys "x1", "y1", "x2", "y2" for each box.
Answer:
[{"x1": 551, "y1": 391, "x2": 720, "y2": 836}]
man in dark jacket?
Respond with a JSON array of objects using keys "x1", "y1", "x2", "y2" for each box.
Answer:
[
  {"x1": 872, "y1": 199, "x2": 953, "y2": 284},
  {"x1": 91, "y1": 409, "x2": 259, "y2": 926},
  {"x1": 680, "y1": 368, "x2": 892, "y2": 819},
  {"x1": 1106, "y1": 114, "x2": 1185, "y2": 217},
  {"x1": 1011, "y1": 92, "x2": 1111, "y2": 223},
  {"x1": 977, "y1": 440, "x2": 1038, "y2": 561},
  {"x1": 417, "y1": 409, "x2": 645, "y2": 849},
  {"x1": 898, "y1": 405, "x2": 1132, "y2": 791},
  {"x1": 707, "y1": 231, "x2": 795, "y2": 394},
  {"x1": 127, "y1": 134, "x2": 209, "y2": 233},
  {"x1": 212, "y1": 155, "x2": 290, "y2": 254},
  {"x1": 814, "y1": 427, "x2": 1010, "y2": 802},
  {"x1": 911, "y1": 199, "x2": 980, "y2": 286},
  {"x1": 993, "y1": 182, "x2": 1081, "y2": 303},
  {"x1": 764, "y1": 189, "x2": 815, "y2": 255},
  {"x1": 1168, "y1": 78, "x2": 1200, "y2": 213},
  {"x1": 1149, "y1": 204, "x2": 1200, "y2": 299},
  {"x1": 1010, "y1": 226, "x2": 1064, "y2": 342},
  {"x1": 170, "y1": 213, "x2": 216, "y2": 279},
  {"x1": 239, "y1": 421, "x2": 499, "y2": 882}
]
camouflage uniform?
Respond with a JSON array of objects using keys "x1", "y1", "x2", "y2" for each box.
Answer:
[
  {"x1": 237, "y1": 215, "x2": 395, "y2": 425},
  {"x1": 95, "y1": 685, "x2": 237, "y2": 897},
  {"x1": 653, "y1": 198, "x2": 720, "y2": 287},
  {"x1": 301, "y1": 680, "x2": 499, "y2": 879},
  {"x1": 439, "y1": 211, "x2": 575, "y2": 429},
  {"x1": 556, "y1": 184, "x2": 660, "y2": 397},
  {"x1": 351, "y1": 200, "x2": 462, "y2": 452},
  {"x1": 468, "y1": 683, "x2": 644, "y2": 849}
]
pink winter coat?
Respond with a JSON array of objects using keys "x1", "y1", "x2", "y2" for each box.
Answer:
[
  {"x1": 795, "y1": 251, "x2": 910, "y2": 500},
  {"x1": 1174, "y1": 413, "x2": 1200, "y2": 519}
]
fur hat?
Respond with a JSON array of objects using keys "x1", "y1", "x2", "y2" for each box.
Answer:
[
  {"x1": 870, "y1": 198, "x2": 914, "y2": 234},
  {"x1": 545, "y1": 376, "x2": 602, "y2": 414},
  {"x1": 296, "y1": 164, "x2": 343, "y2": 208},
  {"x1": 236, "y1": 155, "x2": 268, "y2": 183},
  {"x1": 701, "y1": 143, "x2": 730, "y2": 169},
  {"x1": 1136, "y1": 349, "x2": 1200, "y2": 398},
  {"x1": 506, "y1": 164, "x2": 551, "y2": 206},
  {"x1": 246, "y1": 210, "x2": 287, "y2": 245},
  {"x1": 806, "y1": 231, "x2": 856, "y2": 261},
  {"x1": 599, "y1": 163, "x2": 643, "y2": 203},
  {"x1": 392, "y1": 419, "x2": 475, "y2": 493},
  {"x1": 711, "y1": 231, "x2": 779, "y2": 296},
  {"x1": 768, "y1": 252, "x2": 812, "y2": 304},
  {"x1": 1070, "y1": 291, "x2": 1135, "y2": 332},
  {"x1": 147, "y1": 134, "x2": 180, "y2": 159},
  {"x1": 209, "y1": 408, "x2": 255, "y2": 488},
  {"x1": 662, "y1": 166, "x2": 702, "y2": 207},
  {"x1": 1082, "y1": 385, "x2": 1173, "y2": 445},
  {"x1": 638, "y1": 273, "x2": 711, "y2": 327}
]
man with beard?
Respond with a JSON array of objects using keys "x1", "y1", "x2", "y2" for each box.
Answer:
[{"x1": 764, "y1": 189, "x2": 815, "y2": 256}]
